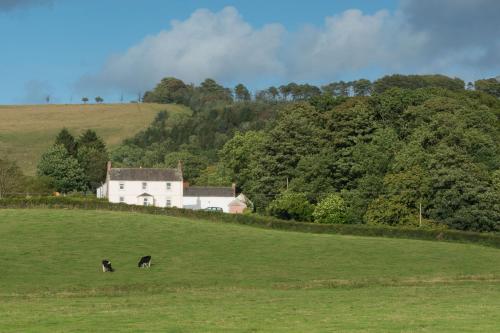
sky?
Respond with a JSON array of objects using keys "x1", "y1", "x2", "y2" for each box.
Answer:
[{"x1": 0, "y1": 0, "x2": 499, "y2": 104}]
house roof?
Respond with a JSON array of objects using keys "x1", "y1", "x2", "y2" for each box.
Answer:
[
  {"x1": 183, "y1": 186, "x2": 234, "y2": 197},
  {"x1": 137, "y1": 193, "x2": 153, "y2": 197},
  {"x1": 109, "y1": 168, "x2": 182, "y2": 181}
]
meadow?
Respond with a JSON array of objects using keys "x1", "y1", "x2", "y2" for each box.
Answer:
[
  {"x1": 0, "y1": 103, "x2": 189, "y2": 175},
  {"x1": 0, "y1": 208, "x2": 499, "y2": 332}
]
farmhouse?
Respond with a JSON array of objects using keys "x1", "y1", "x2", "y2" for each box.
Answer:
[{"x1": 97, "y1": 162, "x2": 246, "y2": 213}]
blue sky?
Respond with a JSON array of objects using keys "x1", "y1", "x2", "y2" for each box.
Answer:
[{"x1": 0, "y1": 0, "x2": 498, "y2": 104}]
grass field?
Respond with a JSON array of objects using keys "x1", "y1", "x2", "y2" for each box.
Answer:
[
  {"x1": 0, "y1": 103, "x2": 189, "y2": 175},
  {"x1": 0, "y1": 209, "x2": 499, "y2": 332}
]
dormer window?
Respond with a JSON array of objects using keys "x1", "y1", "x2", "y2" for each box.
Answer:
[
  {"x1": 142, "y1": 182, "x2": 147, "y2": 190},
  {"x1": 166, "y1": 182, "x2": 171, "y2": 190}
]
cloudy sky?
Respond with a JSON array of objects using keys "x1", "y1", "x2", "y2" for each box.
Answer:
[{"x1": 0, "y1": 0, "x2": 499, "y2": 104}]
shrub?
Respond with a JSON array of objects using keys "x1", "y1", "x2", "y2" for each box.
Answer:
[
  {"x1": 267, "y1": 192, "x2": 314, "y2": 221},
  {"x1": 365, "y1": 196, "x2": 417, "y2": 226},
  {"x1": 313, "y1": 194, "x2": 347, "y2": 224}
]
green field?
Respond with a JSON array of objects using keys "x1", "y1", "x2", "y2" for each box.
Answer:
[
  {"x1": 0, "y1": 209, "x2": 499, "y2": 332},
  {"x1": 0, "y1": 103, "x2": 189, "y2": 175}
]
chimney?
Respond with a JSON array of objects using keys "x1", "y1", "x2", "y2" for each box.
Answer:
[
  {"x1": 232, "y1": 183, "x2": 236, "y2": 197},
  {"x1": 183, "y1": 181, "x2": 190, "y2": 189},
  {"x1": 106, "y1": 161, "x2": 112, "y2": 172}
]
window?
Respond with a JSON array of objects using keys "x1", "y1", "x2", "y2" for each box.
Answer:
[
  {"x1": 143, "y1": 197, "x2": 148, "y2": 206},
  {"x1": 119, "y1": 183, "x2": 125, "y2": 190},
  {"x1": 166, "y1": 199, "x2": 171, "y2": 207},
  {"x1": 119, "y1": 197, "x2": 124, "y2": 203},
  {"x1": 166, "y1": 182, "x2": 171, "y2": 190},
  {"x1": 142, "y1": 182, "x2": 147, "y2": 190}
]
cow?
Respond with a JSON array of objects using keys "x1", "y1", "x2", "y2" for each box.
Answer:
[
  {"x1": 102, "y1": 259, "x2": 114, "y2": 272},
  {"x1": 137, "y1": 255, "x2": 152, "y2": 268}
]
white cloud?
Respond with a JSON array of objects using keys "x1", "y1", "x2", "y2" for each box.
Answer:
[
  {"x1": 78, "y1": 7, "x2": 284, "y2": 94},
  {"x1": 287, "y1": 9, "x2": 428, "y2": 80},
  {"x1": 78, "y1": 3, "x2": 500, "y2": 93}
]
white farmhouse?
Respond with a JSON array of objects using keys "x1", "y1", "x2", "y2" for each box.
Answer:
[{"x1": 97, "y1": 162, "x2": 246, "y2": 213}]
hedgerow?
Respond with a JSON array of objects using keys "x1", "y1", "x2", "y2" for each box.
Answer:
[{"x1": 1, "y1": 196, "x2": 499, "y2": 248}]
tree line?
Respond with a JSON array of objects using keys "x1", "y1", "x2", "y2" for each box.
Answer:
[{"x1": 112, "y1": 74, "x2": 500, "y2": 232}]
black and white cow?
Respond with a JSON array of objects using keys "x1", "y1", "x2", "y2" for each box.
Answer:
[
  {"x1": 102, "y1": 259, "x2": 114, "y2": 272},
  {"x1": 137, "y1": 255, "x2": 152, "y2": 268}
]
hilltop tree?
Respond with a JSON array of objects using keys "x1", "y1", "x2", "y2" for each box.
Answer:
[
  {"x1": 143, "y1": 77, "x2": 189, "y2": 104},
  {"x1": 82, "y1": 97, "x2": 89, "y2": 104},
  {"x1": 474, "y1": 78, "x2": 500, "y2": 98},
  {"x1": 55, "y1": 128, "x2": 78, "y2": 157},
  {"x1": 95, "y1": 96, "x2": 104, "y2": 103},
  {"x1": 234, "y1": 83, "x2": 251, "y2": 102},
  {"x1": 353, "y1": 79, "x2": 372, "y2": 96}
]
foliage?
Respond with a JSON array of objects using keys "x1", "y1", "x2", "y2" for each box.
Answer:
[
  {"x1": 114, "y1": 74, "x2": 499, "y2": 232},
  {"x1": 163, "y1": 150, "x2": 208, "y2": 181},
  {"x1": 37, "y1": 145, "x2": 86, "y2": 192},
  {"x1": 313, "y1": 193, "x2": 347, "y2": 224},
  {"x1": 55, "y1": 128, "x2": 78, "y2": 156},
  {"x1": 474, "y1": 78, "x2": 500, "y2": 98},
  {"x1": 373, "y1": 74, "x2": 465, "y2": 93},
  {"x1": 143, "y1": 77, "x2": 189, "y2": 104},
  {"x1": 267, "y1": 191, "x2": 315, "y2": 221},
  {"x1": 0, "y1": 158, "x2": 24, "y2": 198}
]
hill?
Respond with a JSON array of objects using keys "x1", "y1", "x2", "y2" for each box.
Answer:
[
  {"x1": 0, "y1": 208, "x2": 499, "y2": 332},
  {"x1": 0, "y1": 103, "x2": 189, "y2": 175}
]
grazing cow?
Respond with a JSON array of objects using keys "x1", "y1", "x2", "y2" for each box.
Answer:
[
  {"x1": 138, "y1": 255, "x2": 152, "y2": 268},
  {"x1": 102, "y1": 260, "x2": 114, "y2": 272}
]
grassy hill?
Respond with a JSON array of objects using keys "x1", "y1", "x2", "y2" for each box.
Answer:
[
  {"x1": 0, "y1": 209, "x2": 499, "y2": 332},
  {"x1": 0, "y1": 103, "x2": 189, "y2": 175}
]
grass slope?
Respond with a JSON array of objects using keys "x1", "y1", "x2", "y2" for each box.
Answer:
[
  {"x1": 0, "y1": 103, "x2": 189, "y2": 175},
  {"x1": 0, "y1": 209, "x2": 499, "y2": 332}
]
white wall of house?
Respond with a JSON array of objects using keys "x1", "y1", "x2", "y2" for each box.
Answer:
[
  {"x1": 108, "y1": 180, "x2": 183, "y2": 208},
  {"x1": 183, "y1": 196, "x2": 235, "y2": 213}
]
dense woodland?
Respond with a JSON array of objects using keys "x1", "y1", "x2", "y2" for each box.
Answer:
[
  {"x1": 1, "y1": 74, "x2": 498, "y2": 232},
  {"x1": 109, "y1": 74, "x2": 500, "y2": 232}
]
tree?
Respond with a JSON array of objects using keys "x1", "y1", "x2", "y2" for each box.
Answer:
[
  {"x1": 37, "y1": 145, "x2": 86, "y2": 193},
  {"x1": 313, "y1": 194, "x2": 347, "y2": 224},
  {"x1": 143, "y1": 77, "x2": 189, "y2": 104},
  {"x1": 353, "y1": 79, "x2": 372, "y2": 96},
  {"x1": 234, "y1": 83, "x2": 251, "y2": 102},
  {"x1": 95, "y1": 96, "x2": 104, "y2": 103},
  {"x1": 82, "y1": 97, "x2": 89, "y2": 104},
  {"x1": 55, "y1": 128, "x2": 78, "y2": 156},
  {"x1": 194, "y1": 164, "x2": 232, "y2": 186},
  {"x1": 77, "y1": 146, "x2": 109, "y2": 191},
  {"x1": 0, "y1": 158, "x2": 24, "y2": 198},
  {"x1": 78, "y1": 129, "x2": 106, "y2": 151},
  {"x1": 474, "y1": 78, "x2": 500, "y2": 98},
  {"x1": 267, "y1": 191, "x2": 314, "y2": 221},
  {"x1": 373, "y1": 74, "x2": 464, "y2": 94},
  {"x1": 164, "y1": 151, "x2": 208, "y2": 181},
  {"x1": 365, "y1": 196, "x2": 417, "y2": 226}
]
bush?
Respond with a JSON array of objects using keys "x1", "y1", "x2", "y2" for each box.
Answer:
[
  {"x1": 313, "y1": 194, "x2": 347, "y2": 224},
  {"x1": 267, "y1": 192, "x2": 314, "y2": 221}
]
